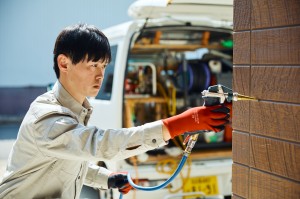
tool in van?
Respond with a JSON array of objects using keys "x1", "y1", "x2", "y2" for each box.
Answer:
[{"x1": 120, "y1": 84, "x2": 257, "y2": 199}]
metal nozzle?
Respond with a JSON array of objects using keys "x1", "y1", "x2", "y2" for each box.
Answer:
[
  {"x1": 202, "y1": 85, "x2": 258, "y2": 103},
  {"x1": 183, "y1": 134, "x2": 199, "y2": 156},
  {"x1": 232, "y1": 93, "x2": 258, "y2": 101}
]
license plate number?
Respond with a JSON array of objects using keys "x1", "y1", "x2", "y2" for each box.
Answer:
[{"x1": 183, "y1": 176, "x2": 219, "y2": 197}]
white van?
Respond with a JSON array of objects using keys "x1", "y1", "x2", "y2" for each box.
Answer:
[{"x1": 88, "y1": 0, "x2": 233, "y2": 198}]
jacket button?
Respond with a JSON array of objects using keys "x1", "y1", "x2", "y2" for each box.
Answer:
[
  {"x1": 78, "y1": 176, "x2": 80, "y2": 180},
  {"x1": 152, "y1": 139, "x2": 156, "y2": 143}
]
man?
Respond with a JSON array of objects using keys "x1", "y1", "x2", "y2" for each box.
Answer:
[{"x1": 0, "y1": 24, "x2": 229, "y2": 198}]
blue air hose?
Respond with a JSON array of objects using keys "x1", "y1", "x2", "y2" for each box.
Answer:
[{"x1": 119, "y1": 154, "x2": 188, "y2": 199}]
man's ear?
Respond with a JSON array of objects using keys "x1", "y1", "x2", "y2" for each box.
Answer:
[{"x1": 57, "y1": 54, "x2": 70, "y2": 73}]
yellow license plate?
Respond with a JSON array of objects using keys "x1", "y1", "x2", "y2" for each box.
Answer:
[{"x1": 183, "y1": 176, "x2": 219, "y2": 198}]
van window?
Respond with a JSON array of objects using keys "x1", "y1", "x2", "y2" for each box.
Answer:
[{"x1": 95, "y1": 45, "x2": 117, "y2": 100}]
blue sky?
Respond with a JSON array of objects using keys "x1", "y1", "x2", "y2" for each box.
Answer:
[{"x1": 0, "y1": 0, "x2": 135, "y2": 87}]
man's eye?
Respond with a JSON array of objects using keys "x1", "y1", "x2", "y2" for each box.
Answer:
[{"x1": 91, "y1": 64, "x2": 97, "y2": 68}]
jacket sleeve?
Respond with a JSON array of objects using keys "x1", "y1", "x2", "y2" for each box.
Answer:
[
  {"x1": 32, "y1": 111, "x2": 167, "y2": 162},
  {"x1": 84, "y1": 163, "x2": 112, "y2": 189}
]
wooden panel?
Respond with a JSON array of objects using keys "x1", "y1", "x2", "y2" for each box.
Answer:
[
  {"x1": 250, "y1": 101, "x2": 300, "y2": 142},
  {"x1": 250, "y1": 135, "x2": 300, "y2": 181},
  {"x1": 250, "y1": 169, "x2": 300, "y2": 199},
  {"x1": 252, "y1": 0, "x2": 300, "y2": 29},
  {"x1": 251, "y1": 66, "x2": 300, "y2": 103},
  {"x1": 232, "y1": 195, "x2": 245, "y2": 199},
  {"x1": 233, "y1": 66, "x2": 250, "y2": 131},
  {"x1": 232, "y1": 163, "x2": 249, "y2": 198},
  {"x1": 251, "y1": 27, "x2": 300, "y2": 64},
  {"x1": 233, "y1": 131, "x2": 250, "y2": 165},
  {"x1": 233, "y1": 1, "x2": 300, "y2": 198},
  {"x1": 233, "y1": 66, "x2": 250, "y2": 95},
  {"x1": 233, "y1": 101, "x2": 250, "y2": 132},
  {"x1": 233, "y1": 0, "x2": 251, "y2": 31},
  {"x1": 233, "y1": 32, "x2": 250, "y2": 64}
]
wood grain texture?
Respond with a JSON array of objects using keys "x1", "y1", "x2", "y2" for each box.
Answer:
[
  {"x1": 250, "y1": 135, "x2": 300, "y2": 181},
  {"x1": 233, "y1": 131, "x2": 250, "y2": 165},
  {"x1": 232, "y1": 195, "x2": 246, "y2": 199},
  {"x1": 250, "y1": 169, "x2": 300, "y2": 199},
  {"x1": 232, "y1": 163, "x2": 249, "y2": 198},
  {"x1": 251, "y1": 66, "x2": 300, "y2": 103},
  {"x1": 233, "y1": 66, "x2": 250, "y2": 131},
  {"x1": 251, "y1": 27, "x2": 300, "y2": 65},
  {"x1": 252, "y1": 0, "x2": 300, "y2": 29},
  {"x1": 233, "y1": 66, "x2": 250, "y2": 95},
  {"x1": 233, "y1": 32, "x2": 250, "y2": 64},
  {"x1": 233, "y1": 101, "x2": 250, "y2": 132},
  {"x1": 250, "y1": 101, "x2": 300, "y2": 142},
  {"x1": 233, "y1": 1, "x2": 300, "y2": 198},
  {"x1": 233, "y1": 0, "x2": 251, "y2": 31}
]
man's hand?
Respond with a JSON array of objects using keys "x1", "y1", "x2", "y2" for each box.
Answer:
[
  {"x1": 108, "y1": 172, "x2": 132, "y2": 194},
  {"x1": 162, "y1": 105, "x2": 230, "y2": 139}
]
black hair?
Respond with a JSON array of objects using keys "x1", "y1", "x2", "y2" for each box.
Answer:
[{"x1": 53, "y1": 23, "x2": 111, "y2": 78}]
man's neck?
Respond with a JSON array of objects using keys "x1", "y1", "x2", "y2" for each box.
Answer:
[{"x1": 58, "y1": 79, "x2": 84, "y2": 105}]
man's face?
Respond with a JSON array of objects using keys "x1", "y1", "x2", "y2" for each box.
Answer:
[{"x1": 66, "y1": 57, "x2": 107, "y2": 98}]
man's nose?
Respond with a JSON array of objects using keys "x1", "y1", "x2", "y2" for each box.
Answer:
[{"x1": 96, "y1": 67, "x2": 105, "y2": 79}]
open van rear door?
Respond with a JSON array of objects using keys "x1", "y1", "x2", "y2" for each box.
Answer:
[{"x1": 128, "y1": 0, "x2": 233, "y2": 28}]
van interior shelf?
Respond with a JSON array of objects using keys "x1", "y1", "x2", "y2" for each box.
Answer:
[
  {"x1": 126, "y1": 148, "x2": 232, "y2": 166},
  {"x1": 131, "y1": 43, "x2": 223, "y2": 53},
  {"x1": 124, "y1": 96, "x2": 168, "y2": 128}
]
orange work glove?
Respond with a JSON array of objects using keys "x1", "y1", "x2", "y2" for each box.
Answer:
[
  {"x1": 162, "y1": 105, "x2": 230, "y2": 139},
  {"x1": 107, "y1": 172, "x2": 133, "y2": 194}
]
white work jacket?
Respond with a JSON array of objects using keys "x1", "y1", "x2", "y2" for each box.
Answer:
[{"x1": 0, "y1": 81, "x2": 166, "y2": 199}]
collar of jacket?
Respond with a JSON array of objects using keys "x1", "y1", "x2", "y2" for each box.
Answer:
[{"x1": 52, "y1": 81, "x2": 93, "y2": 118}]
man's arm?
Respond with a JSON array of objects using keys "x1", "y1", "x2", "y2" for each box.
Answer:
[
  {"x1": 84, "y1": 163, "x2": 112, "y2": 189},
  {"x1": 33, "y1": 115, "x2": 167, "y2": 162},
  {"x1": 162, "y1": 124, "x2": 171, "y2": 141}
]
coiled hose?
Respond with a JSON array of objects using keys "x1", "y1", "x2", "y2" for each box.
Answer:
[{"x1": 119, "y1": 154, "x2": 188, "y2": 199}]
